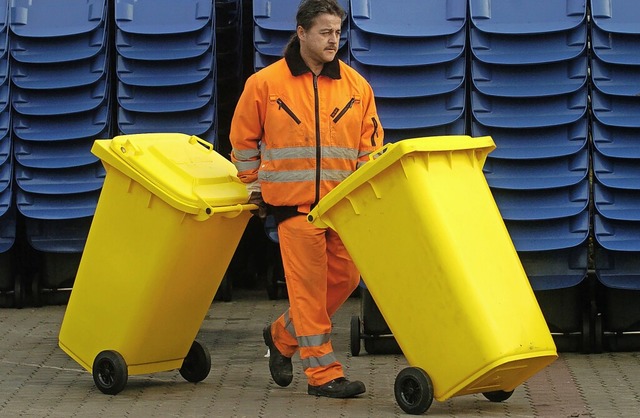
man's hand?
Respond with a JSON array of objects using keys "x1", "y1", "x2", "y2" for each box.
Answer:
[{"x1": 248, "y1": 191, "x2": 268, "y2": 219}]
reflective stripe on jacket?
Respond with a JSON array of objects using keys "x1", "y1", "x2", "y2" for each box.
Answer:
[{"x1": 230, "y1": 43, "x2": 383, "y2": 212}]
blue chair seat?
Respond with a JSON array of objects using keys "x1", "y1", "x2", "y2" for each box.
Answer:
[
  {"x1": 10, "y1": 0, "x2": 105, "y2": 37},
  {"x1": 484, "y1": 147, "x2": 588, "y2": 190},
  {"x1": 117, "y1": 101, "x2": 215, "y2": 136},
  {"x1": 376, "y1": 86, "x2": 465, "y2": 129},
  {"x1": 0, "y1": 82, "x2": 8, "y2": 114},
  {"x1": 13, "y1": 137, "x2": 99, "y2": 169},
  {"x1": 115, "y1": 23, "x2": 214, "y2": 61},
  {"x1": 591, "y1": 26, "x2": 640, "y2": 65},
  {"x1": 0, "y1": 198, "x2": 15, "y2": 254},
  {"x1": 11, "y1": 49, "x2": 108, "y2": 90},
  {"x1": 591, "y1": 0, "x2": 640, "y2": 34},
  {"x1": 493, "y1": 178, "x2": 589, "y2": 221},
  {"x1": 592, "y1": 88, "x2": 640, "y2": 128},
  {"x1": 592, "y1": 119, "x2": 640, "y2": 159},
  {"x1": 0, "y1": 50, "x2": 8, "y2": 86},
  {"x1": 115, "y1": 0, "x2": 212, "y2": 35},
  {"x1": 117, "y1": 74, "x2": 214, "y2": 113},
  {"x1": 14, "y1": 162, "x2": 105, "y2": 195},
  {"x1": 472, "y1": 89, "x2": 587, "y2": 129},
  {"x1": 382, "y1": 117, "x2": 466, "y2": 144},
  {"x1": 0, "y1": 28, "x2": 7, "y2": 60},
  {"x1": 24, "y1": 216, "x2": 92, "y2": 253},
  {"x1": 471, "y1": 54, "x2": 587, "y2": 97},
  {"x1": 505, "y1": 210, "x2": 590, "y2": 252},
  {"x1": 350, "y1": 27, "x2": 465, "y2": 67},
  {"x1": 253, "y1": 0, "x2": 348, "y2": 31},
  {"x1": 0, "y1": 135, "x2": 10, "y2": 166},
  {"x1": 0, "y1": 203, "x2": 16, "y2": 255},
  {"x1": 0, "y1": 111, "x2": 10, "y2": 140},
  {"x1": 0, "y1": 160, "x2": 10, "y2": 194},
  {"x1": 591, "y1": 56, "x2": 640, "y2": 97},
  {"x1": 10, "y1": 25, "x2": 107, "y2": 64},
  {"x1": 470, "y1": 0, "x2": 585, "y2": 34},
  {"x1": 12, "y1": 80, "x2": 108, "y2": 116},
  {"x1": 13, "y1": 105, "x2": 110, "y2": 141},
  {"x1": 16, "y1": 189, "x2": 100, "y2": 220},
  {"x1": 472, "y1": 117, "x2": 588, "y2": 160},
  {"x1": 350, "y1": 54, "x2": 465, "y2": 98},
  {"x1": 0, "y1": 0, "x2": 8, "y2": 34},
  {"x1": 350, "y1": 0, "x2": 465, "y2": 37},
  {"x1": 116, "y1": 51, "x2": 213, "y2": 87},
  {"x1": 595, "y1": 215, "x2": 640, "y2": 252},
  {"x1": 592, "y1": 150, "x2": 640, "y2": 190},
  {"x1": 519, "y1": 246, "x2": 588, "y2": 291},
  {"x1": 471, "y1": 25, "x2": 586, "y2": 65},
  {"x1": 595, "y1": 248, "x2": 640, "y2": 291},
  {"x1": 595, "y1": 183, "x2": 640, "y2": 222}
]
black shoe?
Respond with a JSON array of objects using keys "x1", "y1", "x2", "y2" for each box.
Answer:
[
  {"x1": 308, "y1": 378, "x2": 366, "y2": 398},
  {"x1": 263, "y1": 325, "x2": 293, "y2": 387}
]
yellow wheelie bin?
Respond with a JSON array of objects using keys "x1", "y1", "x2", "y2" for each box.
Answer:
[
  {"x1": 58, "y1": 133, "x2": 255, "y2": 395},
  {"x1": 307, "y1": 136, "x2": 557, "y2": 415}
]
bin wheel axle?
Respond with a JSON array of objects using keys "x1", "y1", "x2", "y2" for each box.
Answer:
[{"x1": 93, "y1": 350, "x2": 128, "y2": 395}]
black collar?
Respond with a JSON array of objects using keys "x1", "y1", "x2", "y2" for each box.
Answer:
[{"x1": 284, "y1": 38, "x2": 341, "y2": 79}]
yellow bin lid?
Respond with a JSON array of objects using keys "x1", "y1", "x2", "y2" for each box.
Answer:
[
  {"x1": 308, "y1": 135, "x2": 496, "y2": 227},
  {"x1": 92, "y1": 133, "x2": 249, "y2": 218}
]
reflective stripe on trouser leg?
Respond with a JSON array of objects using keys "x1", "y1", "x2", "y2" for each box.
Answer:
[
  {"x1": 272, "y1": 309, "x2": 298, "y2": 357},
  {"x1": 275, "y1": 215, "x2": 354, "y2": 386}
]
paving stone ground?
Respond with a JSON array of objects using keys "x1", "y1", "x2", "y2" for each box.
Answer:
[{"x1": 1, "y1": 289, "x2": 639, "y2": 417}]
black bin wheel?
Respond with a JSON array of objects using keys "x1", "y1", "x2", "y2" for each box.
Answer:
[
  {"x1": 350, "y1": 315, "x2": 361, "y2": 357},
  {"x1": 93, "y1": 350, "x2": 128, "y2": 395},
  {"x1": 394, "y1": 367, "x2": 434, "y2": 415},
  {"x1": 482, "y1": 389, "x2": 514, "y2": 402},
  {"x1": 179, "y1": 340, "x2": 211, "y2": 383}
]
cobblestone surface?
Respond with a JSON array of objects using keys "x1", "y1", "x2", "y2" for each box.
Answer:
[{"x1": 1, "y1": 289, "x2": 639, "y2": 417}]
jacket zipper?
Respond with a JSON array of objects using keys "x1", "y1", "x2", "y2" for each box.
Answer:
[
  {"x1": 370, "y1": 117, "x2": 379, "y2": 146},
  {"x1": 313, "y1": 74, "x2": 321, "y2": 207},
  {"x1": 276, "y1": 98, "x2": 301, "y2": 125},
  {"x1": 333, "y1": 97, "x2": 355, "y2": 123}
]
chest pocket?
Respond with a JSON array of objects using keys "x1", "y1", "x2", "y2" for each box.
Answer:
[
  {"x1": 330, "y1": 95, "x2": 361, "y2": 147},
  {"x1": 266, "y1": 94, "x2": 306, "y2": 147}
]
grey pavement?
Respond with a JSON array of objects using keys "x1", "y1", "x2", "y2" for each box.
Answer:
[{"x1": 1, "y1": 288, "x2": 639, "y2": 417}]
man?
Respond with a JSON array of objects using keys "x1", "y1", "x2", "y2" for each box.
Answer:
[{"x1": 229, "y1": 0, "x2": 383, "y2": 399}]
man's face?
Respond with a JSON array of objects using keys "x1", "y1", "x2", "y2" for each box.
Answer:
[{"x1": 298, "y1": 13, "x2": 342, "y2": 67}]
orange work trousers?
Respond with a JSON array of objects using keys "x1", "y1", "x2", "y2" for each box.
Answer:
[{"x1": 270, "y1": 214, "x2": 360, "y2": 387}]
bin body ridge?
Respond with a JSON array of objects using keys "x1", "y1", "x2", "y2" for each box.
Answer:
[{"x1": 308, "y1": 136, "x2": 557, "y2": 401}]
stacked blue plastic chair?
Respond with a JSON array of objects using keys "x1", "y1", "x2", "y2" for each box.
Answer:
[
  {"x1": 349, "y1": 0, "x2": 467, "y2": 143},
  {"x1": 0, "y1": 0, "x2": 20, "y2": 307},
  {"x1": 252, "y1": 0, "x2": 349, "y2": 71},
  {"x1": 591, "y1": 0, "x2": 640, "y2": 351},
  {"x1": 115, "y1": 0, "x2": 217, "y2": 144},
  {"x1": 469, "y1": 0, "x2": 592, "y2": 352},
  {"x1": 9, "y1": 0, "x2": 111, "y2": 305},
  {"x1": 215, "y1": 0, "x2": 244, "y2": 160}
]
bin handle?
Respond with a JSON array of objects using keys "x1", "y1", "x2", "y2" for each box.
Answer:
[
  {"x1": 189, "y1": 135, "x2": 214, "y2": 151},
  {"x1": 195, "y1": 203, "x2": 259, "y2": 220},
  {"x1": 369, "y1": 143, "x2": 392, "y2": 160},
  {"x1": 118, "y1": 138, "x2": 144, "y2": 156}
]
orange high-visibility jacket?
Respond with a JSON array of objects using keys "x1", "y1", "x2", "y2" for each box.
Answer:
[{"x1": 230, "y1": 43, "x2": 383, "y2": 213}]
